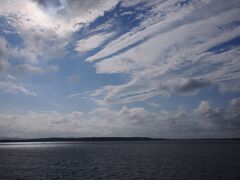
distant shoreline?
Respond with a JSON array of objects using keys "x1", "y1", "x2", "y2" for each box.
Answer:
[{"x1": 0, "y1": 137, "x2": 240, "y2": 143}]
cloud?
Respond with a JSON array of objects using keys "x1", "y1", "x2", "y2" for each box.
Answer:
[
  {"x1": 177, "y1": 79, "x2": 212, "y2": 94},
  {"x1": 0, "y1": 0, "x2": 119, "y2": 37},
  {"x1": 2, "y1": 0, "x2": 238, "y2": 105},
  {"x1": 1, "y1": 98, "x2": 240, "y2": 138},
  {"x1": 75, "y1": 32, "x2": 114, "y2": 54},
  {"x1": 80, "y1": 0, "x2": 240, "y2": 104},
  {"x1": 194, "y1": 98, "x2": 240, "y2": 131},
  {"x1": 0, "y1": 37, "x2": 10, "y2": 71},
  {"x1": 0, "y1": 81, "x2": 36, "y2": 96},
  {"x1": 0, "y1": 0, "x2": 119, "y2": 75},
  {"x1": 83, "y1": 77, "x2": 212, "y2": 105},
  {"x1": 0, "y1": 38, "x2": 40, "y2": 96},
  {"x1": 15, "y1": 64, "x2": 45, "y2": 74},
  {"x1": 0, "y1": 1, "x2": 122, "y2": 99},
  {"x1": 147, "y1": 101, "x2": 160, "y2": 108},
  {"x1": 0, "y1": 34, "x2": 58, "y2": 75},
  {"x1": 218, "y1": 80, "x2": 240, "y2": 93},
  {"x1": 13, "y1": 64, "x2": 59, "y2": 75},
  {"x1": 195, "y1": 101, "x2": 212, "y2": 115}
]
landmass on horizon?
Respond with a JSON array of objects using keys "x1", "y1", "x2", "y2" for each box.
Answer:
[{"x1": 0, "y1": 137, "x2": 240, "y2": 143}]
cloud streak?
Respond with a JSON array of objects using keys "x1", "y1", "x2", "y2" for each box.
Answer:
[
  {"x1": 75, "y1": 32, "x2": 115, "y2": 54},
  {"x1": 80, "y1": 0, "x2": 240, "y2": 104},
  {"x1": 0, "y1": 81, "x2": 36, "y2": 96}
]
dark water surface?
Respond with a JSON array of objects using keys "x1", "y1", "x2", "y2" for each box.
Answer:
[{"x1": 0, "y1": 140, "x2": 240, "y2": 180}]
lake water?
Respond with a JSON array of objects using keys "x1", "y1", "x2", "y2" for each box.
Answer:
[{"x1": 0, "y1": 140, "x2": 240, "y2": 180}]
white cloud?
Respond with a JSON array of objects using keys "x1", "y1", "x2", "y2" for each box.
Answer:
[
  {"x1": 82, "y1": 0, "x2": 240, "y2": 104},
  {"x1": 0, "y1": 0, "x2": 119, "y2": 37},
  {"x1": 95, "y1": 7, "x2": 239, "y2": 73},
  {"x1": 0, "y1": 1, "x2": 123, "y2": 99},
  {"x1": 0, "y1": 0, "x2": 120, "y2": 73},
  {"x1": 0, "y1": 98, "x2": 240, "y2": 138},
  {"x1": 84, "y1": 77, "x2": 212, "y2": 105},
  {"x1": 0, "y1": 35, "x2": 59, "y2": 76},
  {"x1": 86, "y1": 0, "x2": 196, "y2": 62},
  {"x1": 0, "y1": 81, "x2": 36, "y2": 96},
  {"x1": 75, "y1": 32, "x2": 114, "y2": 54}
]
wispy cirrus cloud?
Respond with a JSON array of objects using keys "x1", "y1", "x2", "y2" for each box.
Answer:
[
  {"x1": 75, "y1": 32, "x2": 115, "y2": 54},
  {"x1": 78, "y1": 0, "x2": 240, "y2": 104},
  {"x1": 0, "y1": 81, "x2": 36, "y2": 96}
]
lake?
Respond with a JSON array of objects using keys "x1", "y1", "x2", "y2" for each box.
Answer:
[{"x1": 0, "y1": 140, "x2": 240, "y2": 180}]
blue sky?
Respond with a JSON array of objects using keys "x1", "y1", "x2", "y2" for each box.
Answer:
[{"x1": 0, "y1": 0, "x2": 240, "y2": 138}]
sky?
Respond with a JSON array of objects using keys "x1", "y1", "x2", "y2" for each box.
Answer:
[{"x1": 0, "y1": 0, "x2": 240, "y2": 139}]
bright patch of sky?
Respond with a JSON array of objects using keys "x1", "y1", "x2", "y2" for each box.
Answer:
[{"x1": 0, "y1": 0, "x2": 240, "y2": 138}]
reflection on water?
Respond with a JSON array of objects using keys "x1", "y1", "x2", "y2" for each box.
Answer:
[
  {"x1": 0, "y1": 141, "x2": 81, "y2": 148},
  {"x1": 0, "y1": 141, "x2": 240, "y2": 180}
]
